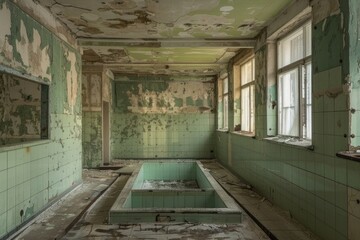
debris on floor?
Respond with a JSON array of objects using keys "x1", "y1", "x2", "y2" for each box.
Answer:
[{"x1": 15, "y1": 161, "x2": 322, "y2": 240}]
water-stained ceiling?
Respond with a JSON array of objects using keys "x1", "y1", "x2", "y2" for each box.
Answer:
[{"x1": 37, "y1": 0, "x2": 293, "y2": 76}]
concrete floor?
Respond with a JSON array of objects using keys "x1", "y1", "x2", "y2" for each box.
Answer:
[{"x1": 14, "y1": 160, "x2": 322, "y2": 240}]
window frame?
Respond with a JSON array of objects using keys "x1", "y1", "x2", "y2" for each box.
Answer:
[
  {"x1": 276, "y1": 20, "x2": 312, "y2": 140},
  {"x1": 233, "y1": 55, "x2": 255, "y2": 135},
  {"x1": 240, "y1": 57, "x2": 255, "y2": 134},
  {"x1": 217, "y1": 77, "x2": 229, "y2": 130},
  {"x1": 222, "y1": 77, "x2": 229, "y2": 130}
]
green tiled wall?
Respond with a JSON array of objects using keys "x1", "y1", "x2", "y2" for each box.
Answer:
[
  {"x1": 111, "y1": 79, "x2": 215, "y2": 159},
  {"x1": 130, "y1": 191, "x2": 219, "y2": 208},
  {"x1": 112, "y1": 113, "x2": 215, "y2": 159},
  {"x1": 216, "y1": 3, "x2": 360, "y2": 240},
  {"x1": 140, "y1": 162, "x2": 196, "y2": 181},
  {"x1": 216, "y1": 133, "x2": 351, "y2": 240},
  {"x1": 0, "y1": 1, "x2": 82, "y2": 238}
]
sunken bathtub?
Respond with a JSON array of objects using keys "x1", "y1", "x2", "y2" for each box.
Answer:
[{"x1": 109, "y1": 161, "x2": 242, "y2": 223}]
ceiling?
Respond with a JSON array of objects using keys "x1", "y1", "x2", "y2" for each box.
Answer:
[{"x1": 37, "y1": 0, "x2": 293, "y2": 76}]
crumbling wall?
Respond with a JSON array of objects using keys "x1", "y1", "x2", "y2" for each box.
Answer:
[
  {"x1": 82, "y1": 68, "x2": 113, "y2": 168},
  {"x1": 0, "y1": 74, "x2": 41, "y2": 144},
  {"x1": 0, "y1": 0, "x2": 82, "y2": 238},
  {"x1": 82, "y1": 72, "x2": 102, "y2": 168},
  {"x1": 112, "y1": 76, "x2": 215, "y2": 159}
]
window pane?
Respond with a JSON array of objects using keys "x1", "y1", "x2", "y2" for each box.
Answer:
[
  {"x1": 241, "y1": 59, "x2": 254, "y2": 85},
  {"x1": 278, "y1": 69, "x2": 299, "y2": 136},
  {"x1": 278, "y1": 28, "x2": 303, "y2": 68},
  {"x1": 305, "y1": 63, "x2": 312, "y2": 139},
  {"x1": 250, "y1": 85, "x2": 255, "y2": 132},
  {"x1": 241, "y1": 87, "x2": 250, "y2": 131},
  {"x1": 217, "y1": 79, "x2": 223, "y2": 129},
  {"x1": 224, "y1": 95, "x2": 228, "y2": 129}
]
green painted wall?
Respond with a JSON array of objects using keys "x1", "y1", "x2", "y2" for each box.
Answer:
[
  {"x1": 216, "y1": 2, "x2": 360, "y2": 240},
  {"x1": 0, "y1": 0, "x2": 82, "y2": 238},
  {"x1": 82, "y1": 111, "x2": 102, "y2": 168},
  {"x1": 112, "y1": 78, "x2": 215, "y2": 159},
  {"x1": 81, "y1": 72, "x2": 102, "y2": 168}
]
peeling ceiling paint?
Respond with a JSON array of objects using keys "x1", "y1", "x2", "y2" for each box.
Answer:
[
  {"x1": 34, "y1": 0, "x2": 292, "y2": 76},
  {"x1": 37, "y1": 0, "x2": 292, "y2": 39}
]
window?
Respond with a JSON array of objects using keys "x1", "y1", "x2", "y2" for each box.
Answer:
[
  {"x1": 234, "y1": 57, "x2": 255, "y2": 134},
  {"x1": 217, "y1": 77, "x2": 228, "y2": 129},
  {"x1": 277, "y1": 21, "x2": 311, "y2": 139},
  {"x1": 240, "y1": 58, "x2": 255, "y2": 133},
  {"x1": 0, "y1": 71, "x2": 49, "y2": 146}
]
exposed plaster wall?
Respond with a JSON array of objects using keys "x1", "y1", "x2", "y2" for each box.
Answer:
[
  {"x1": 82, "y1": 73, "x2": 102, "y2": 112},
  {"x1": 0, "y1": 1, "x2": 51, "y2": 81},
  {"x1": 82, "y1": 68, "x2": 113, "y2": 168},
  {"x1": 12, "y1": 0, "x2": 77, "y2": 46},
  {"x1": 311, "y1": 0, "x2": 340, "y2": 25},
  {"x1": 254, "y1": 46, "x2": 267, "y2": 139},
  {"x1": 82, "y1": 71, "x2": 102, "y2": 168},
  {"x1": 112, "y1": 76, "x2": 215, "y2": 159},
  {"x1": 0, "y1": 1, "x2": 82, "y2": 238}
]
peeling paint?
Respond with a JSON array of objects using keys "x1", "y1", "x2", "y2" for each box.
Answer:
[
  {"x1": 0, "y1": 1, "x2": 13, "y2": 63},
  {"x1": 111, "y1": 76, "x2": 215, "y2": 159},
  {"x1": 311, "y1": 0, "x2": 341, "y2": 25},
  {"x1": 34, "y1": 0, "x2": 291, "y2": 39},
  {"x1": 0, "y1": 1, "x2": 82, "y2": 237},
  {"x1": 0, "y1": 72, "x2": 41, "y2": 145},
  {"x1": 15, "y1": 20, "x2": 51, "y2": 80},
  {"x1": 64, "y1": 49, "x2": 79, "y2": 114},
  {"x1": 12, "y1": 0, "x2": 77, "y2": 46},
  {"x1": 115, "y1": 80, "x2": 214, "y2": 114}
]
